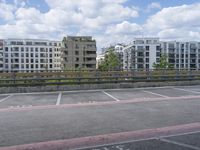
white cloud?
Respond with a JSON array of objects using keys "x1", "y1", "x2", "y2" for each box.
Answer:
[
  {"x1": 145, "y1": 3, "x2": 200, "y2": 32},
  {"x1": 144, "y1": 3, "x2": 200, "y2": 42},
  {"x1": 14, "y1": 0, "x2": 27, "y2": 7},
  {"x1": 15, "y1": 7, "x2": 42, "y2": 22},
  {"x1": 1, "y1": 0, "x2": 200, "y2": 51},
  {"x1": 147, "y1": 2, "x2": 161, "y2": 12},
  {"x1": 106, "y1": 21, "x2": 142, "y2": 35},
  {"x1": 0, "y1": 1, "x2": 15, "y2": 21}
]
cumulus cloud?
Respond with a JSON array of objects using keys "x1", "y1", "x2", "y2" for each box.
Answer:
[
  {"x1": 143, "y1": 3, "x2": 200, "y2": 42},
  {"x1": 147, "y1": 2, "x2": 161, "y2": 12},
  {"x1": 0, "y1": 0, "x2": 200, "y2": 51},
  {"x1": 106, "y1": 21, "x2": 142, "y2": 35},
  {"x1": 0, "y1": 1, "x2": 15, "y2": 21}
]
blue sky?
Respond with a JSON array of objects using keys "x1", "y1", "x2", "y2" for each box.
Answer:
[{"x1": 0, "y1": 0, "x2": 200, "y2": 50}]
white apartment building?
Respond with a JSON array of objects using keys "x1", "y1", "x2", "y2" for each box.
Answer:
[
  {"x1": 52, "y1": 41, "x2": 62, "y2": 71},
  {"x1": 2, "y1": 39, "x2": 62, "y2": 72},
  {"x1": 161, "y1": 41, "x2": 200, "y2": 70},
  {"x1": 114, "y1": 44, "x2": 126, "y2": 70},
  {"x1": 123, "y1": 38, "x2": 200, "y2": 71},
  {"x1": 123, "y1": 38, "x2": 160, "y2": 70}
]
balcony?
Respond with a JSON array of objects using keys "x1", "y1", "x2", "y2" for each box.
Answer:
[{"x1": 84, "y1": 60, "x2": 96, "y2": 64}]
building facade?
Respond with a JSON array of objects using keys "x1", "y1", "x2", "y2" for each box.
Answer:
[
  {"x1": 0, "y1": 40, "x2": 3, "y2": 72},
  {"x1": 123, "y1": 38, "x2": 160, "y2": 70},
  {"x1": 123, "y1": 38, "x2": 200, "y2": 71},
  {"x1": 61, "y1": 36, "x2": 97, "y2": 70},
  {"x1": 2, "y1": 39, "x2": 62, "y2": 72},
  {"x1": 161, "y1": 41, "x2": 200, "y2": 70}
]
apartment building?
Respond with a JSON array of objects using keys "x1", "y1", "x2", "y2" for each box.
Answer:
[
  {"x1": 114, "y1": 44, "x2": 126, "y2": 70},
  {"x1": 123, "y1": 38, "x2": 200, "y2": 71},
  {"x1": 161, "y1": 41, "x2": 200, "y2": 70},
  {"x1": 123, "y1": 38, "x2": 161, "y2": 70},
  {"x1": 2, "y1": 39, "x2": 62, "y2": 72},
  {"x1": 61, "y1": 36, "x2": 97, "y2": 70},
  {"x1": 53, "y1": 41, "x2": 62, "y2": 71},
  {"x1": 0, "y1": 40, "x2": 3, "y2": 72}
]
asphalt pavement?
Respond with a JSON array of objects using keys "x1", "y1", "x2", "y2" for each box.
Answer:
[{"x1": 0, "y1": 85, "x2": 200, "y2": 150}]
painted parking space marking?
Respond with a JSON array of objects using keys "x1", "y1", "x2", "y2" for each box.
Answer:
[
  {"x1": 143, "y1": 90, "x2": 169, "y2": 98},
  {"x1": 102, "y1": 91, "x2": 120, "y2": 101},
  {"x1": 160, "y1": 138, "x2": 200, "y2": 150},
  {"x1": 56, "y1": 92, "x2": 62, "y2": 106},
  {"x1": 0, "y1": 95, "x2": 13, "y2": 103},
  {"x1": 1, "y1": 95, "x2": 200, "y2": 113},
  {"x1": 9, "y1": 105, "x2": 33, "y2": 109},
  {"x1": 174, "y1": 88, "x2": 200, "y2": 94}
]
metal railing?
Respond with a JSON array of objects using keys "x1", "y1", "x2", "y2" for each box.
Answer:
[{"x1": 0, "y1": 69, "x2": 200, "y2": 87}]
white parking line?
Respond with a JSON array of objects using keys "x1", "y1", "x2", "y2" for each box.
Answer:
[
  {"x1": 160, "y1": 138, "x2": 200, "y2": 150},
  {"x1": 102, "y1": 91, "x2": 120, "y2": 101},
  {"x1": 56, "y1": 92, "x2": 62, "y2": 106},
  {"x1": 173, "y1": 88, "x2": 200, "y2": 94},
  {"x1": 159, "y1": 131, "x2": 200, "y2": 139},
  {"x1": 0, "y1": 86, "x2": 174, "y2": 96},
  {"x1": 143, "y1": 90, "x2": 169, "y2": 98},
  {"x1": 76, "y1": 130, "x2": 200, "y2": 150},
  {"x1": 0, "y1": 95, "x2": 12, "y2": 103}
]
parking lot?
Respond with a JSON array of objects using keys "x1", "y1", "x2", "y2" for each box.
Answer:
[
  {"x1": 0, "y1": 85, "x2": 200, "y2": 150},
  {"x1": 1, "y1": 86, "x2": 200, "y2": 109}
]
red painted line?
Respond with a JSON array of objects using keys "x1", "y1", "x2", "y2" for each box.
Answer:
[
  {"x1": 0, "y1": 122, "x2": 200, "y2": 150},
  {"x1": 0, "y1": 95, "x2": 200, "y2": 113}
]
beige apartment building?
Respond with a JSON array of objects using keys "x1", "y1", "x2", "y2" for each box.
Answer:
[{"x1": 61, "y1": 36, "x2": 97, "y2": 70}]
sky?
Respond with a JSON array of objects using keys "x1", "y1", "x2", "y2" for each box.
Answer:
[{"x1": 0, "y1": 0, "x2": 200, "y2": 52}]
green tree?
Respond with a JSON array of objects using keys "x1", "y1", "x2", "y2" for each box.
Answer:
[
  {"x1": 98, "y1": 50, "x2": 120, "y2": 71},
  {"x1": 153, "y1": 54, "x2": 173, "y2": 70}
]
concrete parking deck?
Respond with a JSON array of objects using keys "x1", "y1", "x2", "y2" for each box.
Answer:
[{"x1": 0, "y1": 85, "x2": 200, "y2": 150}]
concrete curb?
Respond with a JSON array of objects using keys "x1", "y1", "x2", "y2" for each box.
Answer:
[{"x1": 0, "y1": 80, "x2": 200, "y2": 94}]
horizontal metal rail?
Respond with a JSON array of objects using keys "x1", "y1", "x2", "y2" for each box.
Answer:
[{"x1": 0, "y1": 70, "x2": 200, "y2": 87}]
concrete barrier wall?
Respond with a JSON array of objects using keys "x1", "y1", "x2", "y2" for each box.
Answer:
[{"x1": 0, "y1": 80, "x2": 200, "y2": 94}]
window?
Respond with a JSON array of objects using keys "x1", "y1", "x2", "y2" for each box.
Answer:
[
  {"x1": 156, "y1": 52, "x2": 161, "y2": 57},
  {"x1": 75, "y1": 44, "x2": 79, "y2": 49},
  {"x1": 156, "y1": 46, "x2": 160, "y2": 51},
  {"x1": 75, "y1": 64, "x2": 79, "y2": 68},
  {"x1": 5, "y1": 47, "x2": 8, "y2": 51},
  {"x1": 75, "y1": 51, "x2": 79, "y2": 55},
  {"x1": 137, "y1": 46, "x2": 143, "y2": 50},
  {"x1": 138, "y1": 52, "x2": 144, "y2": 57}
]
